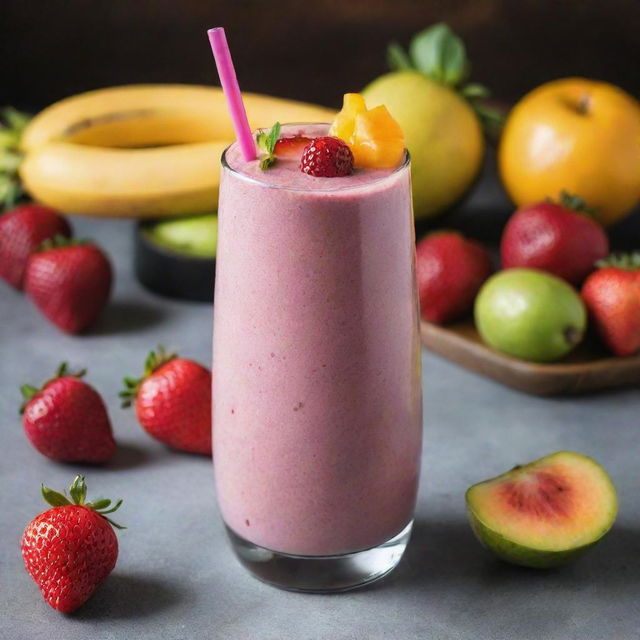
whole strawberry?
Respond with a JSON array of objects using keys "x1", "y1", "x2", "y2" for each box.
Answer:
[
  {"x1": 121, "y1": 346, "x2": 212, "y2": 455},
  {"x1": 416, "y1": 231, "x2": 493, "y2": 325},
  {"x1": 300, "y1": 136, "x2": 354, "y2": 177},
  {"x1": 501, "y1": 191, "x2": 609, "y2": 285},
  {"x1": 0, "y1": 204, "x2": 71, "y2": 288},
  {"x1": 24, "y1": 237, "x2": 112, "y2": 333},
  {"x1": 21, "y1": 475, "x2": 124, "y2": 613},
  {"x1": 582, "y1": 254, "x2": 640, "y2": 357},
  {"x1": 21, "y1": 362, "x2": 116, "y2": 463}
]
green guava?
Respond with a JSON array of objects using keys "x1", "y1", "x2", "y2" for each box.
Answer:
[
  {"x1": 466, "y1": 451, "x2": 618, "y2": 568},
  {"x1": 474, "y1": 268, "x2": 586, "y2": 362}
]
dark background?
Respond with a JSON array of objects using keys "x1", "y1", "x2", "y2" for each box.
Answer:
[{"x1": 2, "y1": 0, "x2": 639, "y2": 110}]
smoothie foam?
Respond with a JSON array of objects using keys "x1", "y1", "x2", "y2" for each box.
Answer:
[{"x1": 213, "y1": 124, "x2": 422, "y2": 556}]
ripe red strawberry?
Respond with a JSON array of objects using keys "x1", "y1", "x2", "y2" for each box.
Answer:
[
  {"x1": 501, "y1": 192, "x2": 609, "y2": 285},
  {"x1": 24, "y1": 238, "x2": 112, "y2": 333},
  {"x1": 274, "y1": 135, "x2": 312, "y2": 159},
  {"x1": 121, "y1": 346, "x2": 212, "y2": 455},
  {"x1": 21, "y1": 475, "x2": 124, "y2": 612},
  {"x1": 0, "y1": 203, "x2": 71, "y2": 289},
  {"x1": 300, "y1": 136, "x2": 354, "y2": 177},
  {"x1": 416, "y1": 231, "x2": 493, "y2": 325},
  {"x1": 581, "y1": 254, "x2": 640, "y2": 357},
  {"x1": 21, "y1": 362, "x2": 116, "y2": 463}
]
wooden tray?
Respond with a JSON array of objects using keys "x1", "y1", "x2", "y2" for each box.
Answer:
[{"x1": 420, "y1": 320, "x2": 640, "y2": 396}]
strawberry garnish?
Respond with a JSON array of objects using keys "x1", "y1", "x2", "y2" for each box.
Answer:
[
  {"x1": 21, "y1": 475, "x2": 123, "y2": 612},
  {"x1": 274, "y1": 135, "x2": 313, "y2": 159},
  {"x1": 300, "y1": 136, "x2": 354, "y2": 177},
  {"x1": 120, "y1": 346, "x2": 212, "y2": 455},
  {"x1": 20, "y1": 362, "x2": 116, "y2": 463}
]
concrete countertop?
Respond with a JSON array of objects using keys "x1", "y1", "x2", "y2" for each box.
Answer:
[{"x1": 1, "y1": 169, "x2": 639, "y2": 640}]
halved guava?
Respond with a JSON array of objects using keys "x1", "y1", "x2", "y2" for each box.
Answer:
[{"x1": 466, "y1": 451, "x2": 618, "y2": 568}]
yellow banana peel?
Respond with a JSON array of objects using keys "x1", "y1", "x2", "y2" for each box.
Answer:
[{"x1": 20, "y1": 84, "x2": 335, "y2": 217}]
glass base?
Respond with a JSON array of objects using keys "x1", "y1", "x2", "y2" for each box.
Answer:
[{"x1": 225, "y1": 520, "x2": 413, "y2": 593}]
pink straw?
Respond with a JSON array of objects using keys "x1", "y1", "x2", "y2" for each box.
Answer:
[{"x1": 207, "y1": 27, "x2": 257, "y2": 161}]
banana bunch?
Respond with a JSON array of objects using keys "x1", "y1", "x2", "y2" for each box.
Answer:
[{"x1": 19, "y1": 85, "x2": 335, "y2": 217}]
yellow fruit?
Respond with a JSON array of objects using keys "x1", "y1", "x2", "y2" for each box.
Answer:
[
  {"x1": 20, "y1": 84, "x2": 335, "y2": 217},
  {"x1": 330, "y1": 94, "x2": 405, "y2": 169},
  {"x1": 21, "y1": 141, "x2": 227, "y2": 217},
  {"x1": 22, "y1": 84, "x2": 334, "y2": 150},
  {"x1": 351, "y1": 106, "x2": 405, "y2": 169},
  {"x1": 328, "y1": 93, "x2": 366, "y2": 142},
  {"x1": 499, "y1": 78, "x2": 640, "y2": 226},
  {"x1": 362, "y1": 71, "x2": 484, "y2": 219}
]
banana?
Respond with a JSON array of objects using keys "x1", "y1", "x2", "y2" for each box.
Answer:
[
  {"x1": 21, "y1": 141, "x2": 227, "y2": 217},
  {"x1": 20, "y1": 84, "x2": 335, "y2": 217}
]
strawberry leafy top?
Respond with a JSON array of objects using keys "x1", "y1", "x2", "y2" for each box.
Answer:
[
  {"x1": 20, "y1": 362, "x2": 87, "y2": 414},
  {"x1": 596, "y1": 253, "x2": 640, "y2": 271},
  {"x1": 556, "y1": 190, "x2": 599, "y2": 218},
  {"x1": 41, "y1": 475, "x2": 125, "y2": 529},
  {"x1": 256, "y1": 122, "x2": 281, "y2": 170},
  {"x1": 120, "y1": 345, "x2": 177, "y2": 407}
]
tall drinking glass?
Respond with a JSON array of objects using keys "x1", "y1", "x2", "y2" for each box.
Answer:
[{"x1": 213, "y1": 123, "x2": 422, "y2": 592}]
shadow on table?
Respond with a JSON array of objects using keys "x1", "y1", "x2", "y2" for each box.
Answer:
[
  {"x1": 87, "y1": 299, "x2": 168, "y2": 335},
  {"x1": 108, "y1": 441, "x2": 154, "y2": 470},
  {"x1": 374, "y1": 517, "x2": 639, "y2": 593},
  {"x1": 74, "y1": 572, "x2": 190, "y2": 620}
]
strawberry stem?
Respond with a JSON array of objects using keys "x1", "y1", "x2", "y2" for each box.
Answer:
[
  {"x1": 120, "y1": 345, "x2": 177, "y2": 408},
  {"x1": 38, "y1": 235, "x2": 88, "y2": 252},
  {"x1": 41, "y1": 476, "x2": 126, "y2": 529},
  {"x1": 19, "y1": 362, "x2": 87, "y2": 414},
  {"x1": 596, "y1": 252, "x2": 640, "y2": 271},
  {"x1": 556, "y1": 190, "x2": 600, "y2": 218}
]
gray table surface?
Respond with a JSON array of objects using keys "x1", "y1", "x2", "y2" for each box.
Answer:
[{"x1": 1, "y1": 170, "x2": 639, "y2": 640}]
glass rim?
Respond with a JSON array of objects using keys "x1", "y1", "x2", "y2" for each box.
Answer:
[{"x1": 220, "y1": 122, "x2": 410, "y2": 193}]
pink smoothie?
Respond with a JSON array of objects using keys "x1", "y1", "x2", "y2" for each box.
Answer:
[{"x1": 213, "y1": 124, "x2": 422, "y2": 556}]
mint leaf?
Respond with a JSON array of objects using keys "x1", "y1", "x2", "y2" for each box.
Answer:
[
  {"x1": 256, "y1": 122, "x2": 281, "y2": 170},
  {"x1": 387, "y1": 42, "x2": 413, "y2": 71},
  {"x1": 259, "y1": 155, "x2": 276, "y2": 171},
  {"x1": 266, "y1": 122, "x2": 281, "y2": 154},
  {"x1": 409, "y1": 23, "x2": 468, "y2": 86},
  {"x1": 256, "y1": 131, "x2": 269, "y2": 152}
]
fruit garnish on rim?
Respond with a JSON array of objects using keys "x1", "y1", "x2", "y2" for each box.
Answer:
[
  {"x1": 300, "y1": 137, "x2": 354, "y2": 177},
  {"x1": 256, "y1": 122, "x2": 281, "y2": 170},
  {"x1": 330, "y1": 93, "x2": 405, "y2": 169},
  {"x1": 274, "y1": 135, "x2": 313, "y2": 159}
]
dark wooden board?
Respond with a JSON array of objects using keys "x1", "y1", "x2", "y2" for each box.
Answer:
[{"x1": 421, "y1": 320, "x2": 640, "y2": 396}]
